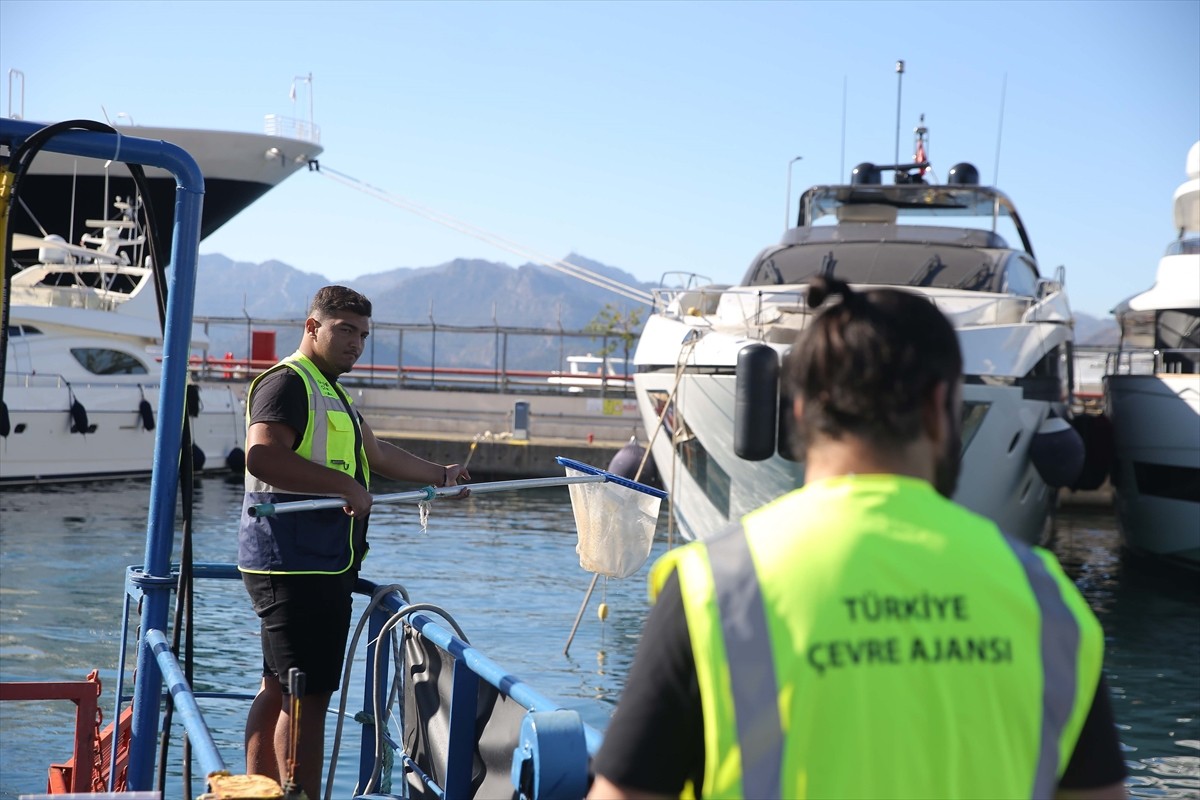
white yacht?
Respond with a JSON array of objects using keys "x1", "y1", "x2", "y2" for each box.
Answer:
[
  {"x1": 1, "y1": 197, "x2": 248, "y2": 484},
  {"x1": 1103, "y1": 141, "x2": 1200, "y2": 569},
  {"x1": 634, "y1": 132, "x2": 1080, "y2": 545}
]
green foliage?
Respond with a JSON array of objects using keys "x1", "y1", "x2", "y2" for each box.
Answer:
[{"x1": 585, "y1": 304, "x2": 644, "y2": 362}]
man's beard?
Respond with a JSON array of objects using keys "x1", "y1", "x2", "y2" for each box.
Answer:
[{"x1": 934, "y1": 396, "x2": 963, "y2": 499}]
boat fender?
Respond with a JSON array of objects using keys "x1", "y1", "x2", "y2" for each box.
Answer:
[
  {"x1": 69, "y1": 398, "x2": 93, "y2": 435},
  {"x1": 225, "y1": 446, "x2": 246, "y2": 474},
  {"x1": 777, "y1": 380, "x2": 801, "y2": 462},
  {"x1": 1069, "y1": 413, "x2": 1114, "y2": 492},
  {"x1": 0, "y1": 400, "x2": 9, "y2": 437},
  {"x1": 138, "y1": 399, "x2": 156, "y2": 431},
  {"x1": 186, "y1": 384, "x2": 201, "y2": 418},
  {"x1": 1029, "y1": 415, "x2": 1085, "y2": 489},
  {"x1": 192, "y1": 443, "x2": 207, "y2": 472},
  {"x1": 607, "y1": 437, "x2": 661, "y2": 490},
  {"x1": 734, "y1": 344, "x2": 779, "y2": 461}
]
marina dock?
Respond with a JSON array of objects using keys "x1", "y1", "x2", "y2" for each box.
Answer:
[{"x1": 311, "y1": 383, "x2": 647, "y2": 480}]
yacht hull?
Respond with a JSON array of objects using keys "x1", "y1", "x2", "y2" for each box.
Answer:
[
  {"x1": 0, "y1": 379, "x2": 244, "y2": 485},
  {"x1": 1105, "y1": 373, "x2": 1200, "y2": 569},
  {"x1": 634, "y1": 366, "x2": 1057, "y2": 546},
  {"x1": 10, "y1": 124, "x2": 322, "y2": 248}
]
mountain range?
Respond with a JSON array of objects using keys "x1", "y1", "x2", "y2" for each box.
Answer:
[{"x1": 194, "y1": 252, "x2": 1121, "y2": 365}]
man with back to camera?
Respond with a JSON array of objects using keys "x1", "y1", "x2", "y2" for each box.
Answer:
[
  {"x1": 238, "y1": 285, "x2": 470, "y2": 797},
  {"x1": 589, "y1": 276, "x2": 1127, "y2": 799}
]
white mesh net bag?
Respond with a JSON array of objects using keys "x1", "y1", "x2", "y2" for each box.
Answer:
[{"x1": 560, "y1": 458, "x2": 664, "y2": 579}]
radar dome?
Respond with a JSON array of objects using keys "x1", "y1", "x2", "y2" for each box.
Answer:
[
  {"x1": 851, "y1": 162, "x2": 881, "y2": 185},
  {"x1": 1186, "y1": 141, "x2": 1199, "y2": 181},
  {"x1": 947, "y1": 163, "x2": 980, "y2": 185}
]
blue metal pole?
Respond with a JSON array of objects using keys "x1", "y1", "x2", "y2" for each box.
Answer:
[
  {"x1": 146, "y1": 629, "x2": 229, "y2": 777},
  {"x1": 0, "y1": 120, "x2": 206, "y2": 790},
  {"x1": 129, "y1": 168, "x2": 204, "y2": 791}
]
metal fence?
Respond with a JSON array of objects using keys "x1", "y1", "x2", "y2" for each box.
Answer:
[{"x1": 191, "y1": 316, "x2": 636, "y2": 396}]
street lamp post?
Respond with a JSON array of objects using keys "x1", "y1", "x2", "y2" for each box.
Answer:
[{"x1": 785, "y1": 155, "x2": 804, "y2": 230}]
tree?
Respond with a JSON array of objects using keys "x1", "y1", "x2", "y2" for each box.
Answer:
[{"x1": 585, "y1": 304, "x2": 644, "y2": 395}]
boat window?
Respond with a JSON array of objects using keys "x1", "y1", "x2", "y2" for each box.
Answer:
[
  {"x1": 6, "y1": 324, "x2": 44, "y2": 337},
  {"x1": 1157, "y1": 310, "x2": 1200, "y2": 374},
  {"x1": 959, "y1": 401, "x2": 990, "y2": 455},
  {"x1": 70, "y1": 347, "x2": 150, "y2": 375},
  {"x1": 743, "y1": 241, "x2": 1004, "y2": 291},
  {"x1": 1164, "y1": 237, "x2": 1200, "y2": 257},
  {"x1": 1000, "y1": 255, "x2": 1039, "y2": 297}
]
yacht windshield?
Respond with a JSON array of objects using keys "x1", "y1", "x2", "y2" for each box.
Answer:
[
  {"x1": 799, "y1": 184, "x2": 1032, "y2": 255},
  {"x1": 744, "y1": 240, "x2": 1008, "y2": 291}
]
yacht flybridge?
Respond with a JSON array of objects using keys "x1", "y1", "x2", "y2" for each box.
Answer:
[{"x1": 633, "y1": 129, "x2": 1083, "y2": 545}]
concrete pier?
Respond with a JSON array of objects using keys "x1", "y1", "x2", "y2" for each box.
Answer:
[
  {"x1": 373, "y1": 428, "x2": 635, "y2": 481},
  {"x1": 354, "y1": 387, "x2": 648, "y2": 480}
]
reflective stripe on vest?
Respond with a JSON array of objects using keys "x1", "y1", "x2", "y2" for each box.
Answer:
[
  {"x1": 653, "y1": 475, "x2": 1103, "y2": 799},
  {"x1": 244, "y1": 352, "x2": 367, "y2": 495},
  {"x1": 708, "y1": 527, "x2": 782, "y2": 800}
]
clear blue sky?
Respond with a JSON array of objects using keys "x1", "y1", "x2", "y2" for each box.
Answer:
[{"x1": 2, "y1": 0, "x2": 1197, "y2": 318}]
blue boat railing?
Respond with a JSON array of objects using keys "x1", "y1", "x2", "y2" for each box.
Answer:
[
  {"x1": 0, "y1": 119, "x2": 600, "y2": 799},
  {"x1": 114, "y1": 563, "x2": 600, "y2": 798}
]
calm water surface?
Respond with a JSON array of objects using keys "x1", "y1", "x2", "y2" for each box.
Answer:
[{"x1": 1, "y1": 478, "x2": 1197, "y2": 797}]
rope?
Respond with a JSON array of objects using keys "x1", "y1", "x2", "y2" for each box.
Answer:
[{"x1": 315, "y1": 164, "x2": 653, "y2": 306}]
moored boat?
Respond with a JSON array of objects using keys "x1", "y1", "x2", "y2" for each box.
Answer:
[
  {"x1": 633, "y1": 119, "x2": 1084, "y2": 545},
  {"x1": 1103, "y1": 140, "x2": 1200, "y2": 570},
  {"x1": 0, "y1": 118, "x2": 607, "y2": 796},
  {"x1": 1, "y1": 196, "x2": 246, "y2": 484}
]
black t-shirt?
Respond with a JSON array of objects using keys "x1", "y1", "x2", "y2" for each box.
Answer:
[
  {"x1": 592, "y1": 571, "x2": 1128, "y2": 795},
  {"x1": 249, "y1": 366, "x2": 367, "y2": 485},
  {"x1": 248, "y1": 367, "x2": 311, "y2": 443}
]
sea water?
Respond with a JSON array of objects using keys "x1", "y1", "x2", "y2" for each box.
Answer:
[{"x1": 0, "y1": 478, "x2": 1197, "y2": 797}]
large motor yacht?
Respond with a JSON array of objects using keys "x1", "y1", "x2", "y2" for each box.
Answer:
[
  {"x1": 634, "y1": 127, "x2": 1081, "y2": 544},
  {"x1": 1103, "y1": 141, "x2": 1200, "y2": 569}
]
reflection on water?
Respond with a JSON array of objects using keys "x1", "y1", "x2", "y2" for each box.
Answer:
[
  {"x1": 1051, "y1": 506, "x2": 1200, "y2": 798},
  {"x1": 1, "y1": 480, "x2": 1198, "y2": 797}
]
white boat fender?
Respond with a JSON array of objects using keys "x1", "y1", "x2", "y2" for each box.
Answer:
[
  {"x1": 225, "y1": 447, "x2": 246, "y2": 474},
  {"x1": 734, "y1": 343, "x2": 780, "y2": 461},
  {"x1": 1068, "y1": 413, "x2": 1113, "y2": 492},
  {"x1": 607, "y1": 437, "x2": 661, "y2": 490},
  {"x1": 1029, "y1": 415, "x2": 1085, "y2": 489}
]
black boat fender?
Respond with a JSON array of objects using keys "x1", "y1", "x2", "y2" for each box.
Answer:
[
  {"x1": 1029, "y1": 415, "x2": 1085, "y2": 489},
  {"x1": 1069, "y1": 413, "x2": 1114, "y2": 492},
  {"x1": 607, "y1": 437, "x2": 661, "y2": 491},
  {"x1": 734, "y1": 343, "x2": 780, "y2": 461},
  {"x1": 69, "y1": 390, "x2": 95, "y2": 434},
  {"x1": 225, "y1": 447, "x2": 246, "y2": 474}
]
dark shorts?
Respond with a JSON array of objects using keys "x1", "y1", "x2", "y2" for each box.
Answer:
[{"x1": 241, "y1": 570, "x2": 358, "y2": 696}]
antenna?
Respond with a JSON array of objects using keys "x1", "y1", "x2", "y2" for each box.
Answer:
[
  {"x1": 894, "y1": 60, "x2": 905, "y2": 168},
  {"x1": 840, "y1": 75, "x2": 847, "y2": 181},
  {"x1": 993, "y1": 73, "x2": 1008, "y2": 185}
]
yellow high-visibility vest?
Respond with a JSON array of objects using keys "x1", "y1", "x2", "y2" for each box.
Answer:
[
  {"x1": 651, "y1": 474, "x2": 1102, "y2": 799},
  {"x1": 239, "y1": 351, "x2": 370, "y2": 574}
]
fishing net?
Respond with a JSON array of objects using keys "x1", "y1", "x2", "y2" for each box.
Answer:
[{"x1": 565, "y1": 466, "x2": 661, "y2": 578}]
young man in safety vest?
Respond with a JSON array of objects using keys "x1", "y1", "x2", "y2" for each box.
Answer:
[
  {"x1": 238, "y1": 285, "x2": 470, "y2": 798},
  {"x1": 589, "y1": 277, "x2": 1127, "y2": 799}
]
